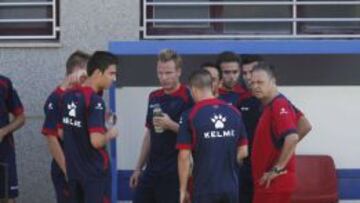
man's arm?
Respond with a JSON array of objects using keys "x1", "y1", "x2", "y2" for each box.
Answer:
[
  {"x1": 46, "y1": 136, "x2": 66, "y2": 174},
  {"x1": 90, "y1": 127, "x2": 118, "y2": 149},
  {"x1": 273, "y1": 133, "x2": 299, "y2": 170},
  {"x1": 237, "y1": 145, "x2": 248, "y2": 164},
  {"x1": 129, "y1": 128, "x2": 151, "y2": 189},
  {"x1": 260, "y1": 133, "x2": 298, "y2": 188},
  {"x1": 297, "y1": 116, "x2": 312, "y2": 142},
  {"x1": 178, "y1": 149, "x2": 191, "y2": 203},
  {"x1": 0, "y1": 113, "x2": 25, "y2": 141},
  {"x1": 134, "y1": 128, "x2": 151, "y2": 171}
]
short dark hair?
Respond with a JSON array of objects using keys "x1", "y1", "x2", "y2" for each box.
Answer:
[
  {"x1": 200, "y1": 62, "x2": 222, "y2": 79},
  {"x1": 241, "y1": 54, "x2": 264, "y2": 66},
  {"x1": 252, "y1": 62, "x2": 276, "y2": 79},
  {"x1": 66, "y1": 50, "x2": 90, "y2": 75},
  {"x1": 215, "y1": 51, "x2": 241, "y2": 69},
  {"x1": 188, "y1": 69, "x2": 213, "y2": 90},
  {"x1": 87, "y1": 51, "x2": 118, "y2": 76}
]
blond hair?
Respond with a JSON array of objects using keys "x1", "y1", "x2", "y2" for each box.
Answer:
[{"x1": 158, "y1": 49, "x2": 182, "y2": 69}]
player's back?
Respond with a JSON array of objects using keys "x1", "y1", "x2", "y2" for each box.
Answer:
[
  {"x1": 189, "y1": 98, "x2": 247, "y2": 197},
  {"x1": 0, "y1": 74, "x2": 23, "y2": 152},
  {"x1": 61, "y1": 87, "x2": 109, "y2": 180},
  {"x1": 0, "y1": 75, "x2": 12, "y2": 127}
]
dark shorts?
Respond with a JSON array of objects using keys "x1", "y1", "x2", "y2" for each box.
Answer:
[
  {"x1": 67, "y1": 175, "x2": 111, "y2": 203},
  {"x1": 193, "y1": 192, "x2": 238, "y2": 203},
  {"x1": 238, "y1": 163, "x2": 253, "y2": 203},
  {"x1": 51, "y1": 161, "x2": 71, "y2": 203},
  {"x1": 133, "y1": 171, "x2": 179, "y2": 203},
  {"x1": 0, "y1": 152, "x2": 18, "y2": 199}
]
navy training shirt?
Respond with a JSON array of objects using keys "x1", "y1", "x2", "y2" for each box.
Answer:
[
  {"x1": 0, "y1": 75, "x2": 24, "y2": 155},
  {"x1": 176, "y1": 98, "x2": 248, "y2": 197},
  {"x1": 41, "y1": 86, "x2": 66, "y2": 174},
  {"x1": 42, "y1": 87, "x2": 64, "y2": 137},
  {"x1": 218, "y1": 83, "x2": 250, "y2": 106},
  {"x1": 237, "y1": 95, "x2": 262, "y2": 163},
  {"x1": 61, "y1": 86, "x2": 109, "y2": 180},
  {"x1": 145, "y1": 84, "x2": 193, "y2": 176}
]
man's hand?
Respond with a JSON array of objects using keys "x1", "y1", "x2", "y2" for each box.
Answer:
[
  {"x1": 63, "y1": 69, "x2": 87, "y2": 88},
  {"x1": 129, "y1": 170, "x2": 142, "y2": 189},
  {"x1": 153, "y1": 113, "x2": 175, "y2": 130},
  {"x1": 0, "y1": 127, "x2": 8, "y2": 143},
  {"x1": 259, "y1": 169, "x2": 287, "y2": 188},
  {"x1": 107, "y1": 127, "x2": 119, "y2": 140},
  {"x1": 180, "y1": 190, "x2": 190, "y2": 203}
]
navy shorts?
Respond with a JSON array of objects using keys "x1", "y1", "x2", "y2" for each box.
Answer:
[
  {"x1": 238, "y1": 163, "x2": 254, "y2": 203},
  {"x1": 51, "y1": 161, "x2": 71, "y2": 203},
  {"x1": 67, "y1": 175, "x2": 111, "y2": 203},
  {"x1": 193, "y1": 192, "x2": 238, "y2": 203},
  {"x1": 133, "y1": 171, "x2": 179, "y2": 203},
  {"x1": 0, "y1": 151, "x2": 18, "y2": 199}
]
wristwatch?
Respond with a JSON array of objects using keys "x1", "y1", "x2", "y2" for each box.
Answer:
[{"x1": 270, "y1": 166, "x2": 284, "y2": 174}]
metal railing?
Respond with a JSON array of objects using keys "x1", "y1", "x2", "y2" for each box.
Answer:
[
  {"x1": 0, "y1": 1, "x2": 59, "y2": 40},
  {"x1": 142, "y1": 0, "x2": 360, "y2": 39}
]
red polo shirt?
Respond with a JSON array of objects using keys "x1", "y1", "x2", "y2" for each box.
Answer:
[{"x1": 251, "y1": 94, "x2": 300, "y2": 193}]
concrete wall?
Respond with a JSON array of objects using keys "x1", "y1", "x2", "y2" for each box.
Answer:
[{"x1": 0, "y1": 1, "x2": 139, "y2": 202}]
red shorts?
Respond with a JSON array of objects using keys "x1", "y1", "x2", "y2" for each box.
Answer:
[{"x1": 253, "y1": 192, "x2": 292, "y2": 203}]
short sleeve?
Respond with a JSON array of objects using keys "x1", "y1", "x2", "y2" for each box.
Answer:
[
  {"x1": 6, "y1": 80, "x2": 24, "y2": 116},
  {"x1": 87, "y1": 95, "x2": 106, "y2": 134},
  {"x1": 145, "y1": 94, "x2": 152, "y2": 129},
  {"x1": 176, "y1": 111, "x2": 193, "y2": 150},
  {"x1": 56, "y1": 95, "x2": 64, "y2": 130},
  {"x1": 41, "y1": 94, "x2": 60, "y2": 137},
  {"x1": 272, "y1": 99, "x2": 297, "y2": 140},
  {"x1": 292, "y1": 104, "x2": 304, "y2": 122}
]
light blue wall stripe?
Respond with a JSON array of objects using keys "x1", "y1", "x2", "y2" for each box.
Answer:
[
  {"x1": 109, "y1": 84, "x2": 117, "y2": 203},
  {"x1": 109, "y1": 40, "x2": 360, "y2": 55}
]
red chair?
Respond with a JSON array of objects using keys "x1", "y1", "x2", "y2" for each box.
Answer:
[{"x1": 291, "y1": 155, "x2": 338, "y2": 203}]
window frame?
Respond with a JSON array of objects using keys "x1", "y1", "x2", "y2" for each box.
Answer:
[
  {"x1": 141, "y1": 0, "x2": 360, "y2": 39},
  {"x1": 0, "y1": 0, "x2": 60, "y2": 41}
]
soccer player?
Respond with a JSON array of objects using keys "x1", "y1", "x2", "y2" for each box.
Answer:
[
  {"x1": 237, "y1": 55, "x2": 265, "y2": 203},
  {"x1": 61, "y1": 51, "x2": 118, "y2": 203},
  {"x1": 0, "y1": 75, "x2": 26, "y2": 203},
  {"x1": 41, "y1": 51, "x2": 90, "y2": 203},
  {"x1": 177, "y1": 70, "x2": 248, "y2": 203},
  {"x1": 216, "y1": 51, "x2": 250, "y2": 106},
  {"x1": 200, "y1": 62, "x2": 220, "y2": 97},
  {"x1": 251, "y1": 63, "x2": 303, "y2": 203},
  {"x1": 129, "y1": 49, "x2": 193, "y2": 203},
  {"x1": 238, "y1": 55, "x2": 312, "y2": 203}
]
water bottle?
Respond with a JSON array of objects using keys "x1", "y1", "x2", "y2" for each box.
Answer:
[
  {"x1": 153, "y1": 104, "x2": 164, "y2": 133},
  {"x1": 105, "y1": 111, "x2": 117, "y2": 129}
]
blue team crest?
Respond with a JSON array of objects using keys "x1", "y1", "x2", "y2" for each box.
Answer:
[{"x1": 211, "y1": 114, "x2": 226, "y2": 129}]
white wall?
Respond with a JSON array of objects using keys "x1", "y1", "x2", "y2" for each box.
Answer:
[{"x1": 281, "y1": 86, "x2": 360, "y2": 169}]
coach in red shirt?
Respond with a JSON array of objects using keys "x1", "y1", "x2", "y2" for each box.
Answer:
[{"x1": 251, "y1": 62, "x2": 307, "y2": 203}]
